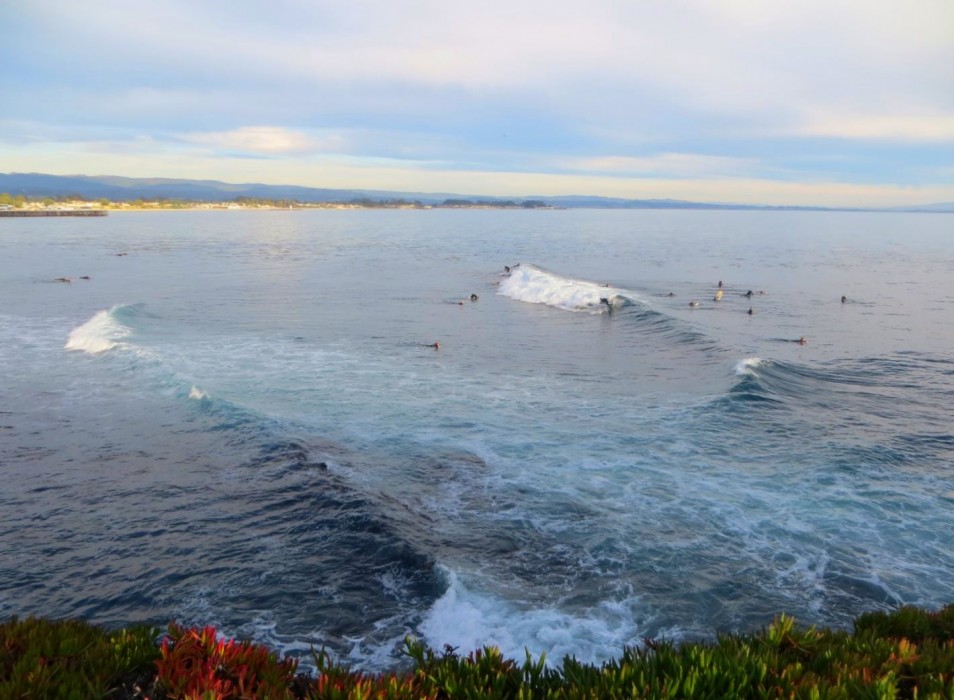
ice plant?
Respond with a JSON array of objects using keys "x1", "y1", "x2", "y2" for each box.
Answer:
[{"x1": 156, "y1": 623, "x2": 299, "y2": 699}]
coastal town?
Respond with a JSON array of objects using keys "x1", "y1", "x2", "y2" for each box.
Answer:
[{"x1": 0, "y1": 192, "x2": 553, "y2": 215}]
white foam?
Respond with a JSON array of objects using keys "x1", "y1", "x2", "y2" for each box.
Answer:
[
  {"x1": 498, "y1": 265, "x2": 636, "y2": 312},
  {"x1": 64, "y1": 308, "x2": 131, "y2": 354},
  {"x1": 419, "y1": 567, "x2": 643, "y2": 666},
  {"x1": 189, "y1": 385, "x2": 210, "y2": 400},
  {"x1": 734, "y1": 357, "x2": 764, "y2": 376}
]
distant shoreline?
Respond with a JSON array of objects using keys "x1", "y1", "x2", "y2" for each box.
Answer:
[
  {"x1": 1, "y1": 202, "x2": 562, "y2": 214},
  {"x1": 4, "y1": 173, "x2": 953, "y2": 213},
  {"x1": 2, "y1": 201, "x2": 952, "y2": 215},
  {"x1": 0, "y1": 209, "x2": 107, "y2": 217}
]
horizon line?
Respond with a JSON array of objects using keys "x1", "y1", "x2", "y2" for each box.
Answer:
[{"x1": 2, "y1": 171, "x2": 953, "y2": 213}]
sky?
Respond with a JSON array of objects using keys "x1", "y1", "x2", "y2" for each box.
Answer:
[{"x1": 2, "y1": 0, "x2": 953, "y2": 207}]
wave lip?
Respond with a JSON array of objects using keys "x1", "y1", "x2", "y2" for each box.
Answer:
[
  {"x1": 735, "y1": 357, "x2": 764, "y2": 376},
  {"x1": 498, "y1": 264, "x2": 639, "y2": 312},
  {"x1": 189, "y1": 385, "x2": 210, "y2": 400},
  {"x1": 65, "y1": 307, "x2": 132, "y2": 354}
]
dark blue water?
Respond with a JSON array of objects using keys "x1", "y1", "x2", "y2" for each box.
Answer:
[{"x1": 1, "y1": 209, "x2": 953, "y2": 669}]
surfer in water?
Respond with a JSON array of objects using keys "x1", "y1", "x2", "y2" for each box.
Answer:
[
  {"x1": 689, "y1": 300, "x2": 700, "y2": 307},
  {"x1": 841, "y1": 295, "x2": 847, "y2": 303},
  {"x1": 470, "y1": 293, "x2": 479, "y2": 301},
  {"x1": 424, "y1": 341, "x2": 440, "y2": 350},
  {"x1": 796, "y1": 336, "x2": 808, "y2": 345}
]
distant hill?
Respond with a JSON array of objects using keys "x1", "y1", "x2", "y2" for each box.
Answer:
[
  {"x1": 887, "y1": 202, "x2": 954, "y2": 213},
  {"x1": 0, "y1": 173, "x2": 375, "y2": 203},
  {"x1": 1, "y1": 172, "x2": 951, "y2": 212},
  {"x1": 535, "y1": 195, "x2": 818, "y2": 210}
]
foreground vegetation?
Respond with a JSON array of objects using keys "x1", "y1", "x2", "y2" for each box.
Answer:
[{"x1": 2, "y1": 605, "x2": 953, "y2": 698}]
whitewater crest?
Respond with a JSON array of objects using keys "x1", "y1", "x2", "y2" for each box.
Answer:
[
  {"x1": 65, "y1": 307, "x2": 133, "y2": 354},
  {"x1": 498, "y1": 264, "x2": 638, "y2": 312},
  {"x1": 734, "y1": 357, "x2": 764, "y2": 376},
  {"x1": 419, "y1": 566, "x2": 644, "y2": 668},
  {"x1": 189, "y1": 385, "x2": 210, "y2": 400}
]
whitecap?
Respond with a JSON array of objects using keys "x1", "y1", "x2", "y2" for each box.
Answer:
[
  {"x1": 498, "y1": 264, "x2": 638, "y2": 312},
  {"x1": 734, "y1": 357, "x2": 764, "y2": 376},
  {"x1": 418, "y1": 566, "x2": 644, "y2": 667},
  {"x1": 64, "y1": 307, "x2": 131, "y2": 354}
]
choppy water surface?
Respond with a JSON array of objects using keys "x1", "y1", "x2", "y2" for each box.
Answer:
[{"x1": 2, "y1": 209, "x2": 953, "y2": 669}]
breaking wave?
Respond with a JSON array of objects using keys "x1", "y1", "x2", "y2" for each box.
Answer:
[
  {"x1": 65, "y1": 305, "x2": 135, "y2": 354},
  {"x1": 498, "y1": 264, "x2": 716, "y2": 350},
  {"x1": 498, "y1": 264, "x2": 641, "y2": 312}
]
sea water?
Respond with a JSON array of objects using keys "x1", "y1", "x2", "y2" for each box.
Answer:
[{"x1": 1, "y1": 209, "x2": 953, "y2": 669}]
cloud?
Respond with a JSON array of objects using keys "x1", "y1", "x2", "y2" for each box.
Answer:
[
  {"x1": 15, "y1": 1, "x2": 952, "y2": 117},
  {"x1": 791, "y1": 112, "x2": 954, "y2": 143},
  {"x1": 4, "y1": 134, "x2": 953, "y2": 208},
  {"x1": 181, "y1": 127, "x2": 342, "y2": 157},
  {"x1": 4, "y1": 0, "x2": 953, "y2": 205},
  {"x1": 566, "y1": 153, "x2": 765, "y2": 179}
]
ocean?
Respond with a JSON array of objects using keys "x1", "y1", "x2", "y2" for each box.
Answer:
[{"x1": 2, "y1": 208, "x2": 953, "y2": 670}]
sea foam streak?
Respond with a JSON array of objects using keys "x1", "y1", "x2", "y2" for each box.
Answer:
[
  {"x1": 65, "y1": 307, "x2": 132, "y2": 354},
  {"x1": 498, "y1": 264, "x2": 638, "y2": 312}
]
